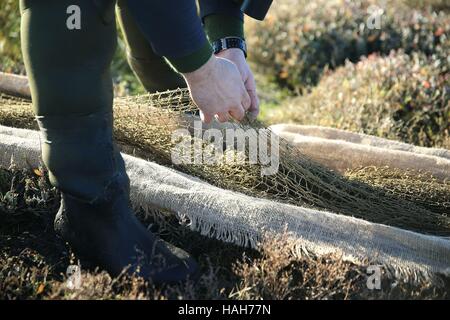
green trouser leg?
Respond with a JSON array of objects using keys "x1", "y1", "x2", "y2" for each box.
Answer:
[
  {"x1": 116, "y1": 0, "x2": 187, "y2": 93},
  {"x1": 20, "y1": 0, "x2": 122, "y2": 200}
]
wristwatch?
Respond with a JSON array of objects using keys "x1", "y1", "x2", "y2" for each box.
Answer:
[{"x1": 211, "y1": 37, "x2": 247, "y2": 58}]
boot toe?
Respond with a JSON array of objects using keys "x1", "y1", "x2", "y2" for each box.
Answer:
[{"x1": 143, "y1": 241, "x2": 199, "y2": 285}]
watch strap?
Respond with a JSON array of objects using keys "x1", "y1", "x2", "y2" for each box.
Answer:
[{"x1": 212, "y1": 37, "x2": 247, "y2": 57}]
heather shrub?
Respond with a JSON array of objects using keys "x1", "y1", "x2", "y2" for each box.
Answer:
[
  {"x1": 246, "y1": 0, "x2": 449, "y2": 91},
  {"x1": 404, "y1": 0, "x2": 450, "y2": 11},
  {"x1": 264, "y1": 51, "x2": 450, "y2": 148},
  {"x1": 0, "y1": 0, "x2": 22, "y2": 74}
]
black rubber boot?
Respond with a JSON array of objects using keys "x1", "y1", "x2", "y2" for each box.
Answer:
[
  {"x1": 38, "y1": 111, "x2": 198, "y2": 284},
  {"x1": 54, "y1": 181, "x2": 198, "y2": 284}
]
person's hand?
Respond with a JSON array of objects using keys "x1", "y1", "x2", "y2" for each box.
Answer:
[
  {"x1": 216, "y1": 48, "x2": 259, "y2": 120},
  {"x1": 182, "y1": 54, "x2": 251, "y2": 124}
]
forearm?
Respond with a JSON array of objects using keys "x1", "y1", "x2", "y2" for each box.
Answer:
[
  {"x1": 200, "y1": 0, "x2": 245, "y2": 42},
  {"x1": 200, "y1": 0, "x2": 274, "y2": 42}
]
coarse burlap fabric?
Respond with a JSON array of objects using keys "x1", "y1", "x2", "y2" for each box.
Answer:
[
  {"x1": 1, "y1": 124, "x2": 449, "y2": 281},
  {"x1": 270, "y1": 124, "x2": 450, "y2": 180}
]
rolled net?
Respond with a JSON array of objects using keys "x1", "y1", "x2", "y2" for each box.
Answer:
[{"x1": 0, "y1": 89, "x2": 449, "y2": 236}]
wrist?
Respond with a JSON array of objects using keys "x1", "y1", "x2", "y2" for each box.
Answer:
[
  {"x1": 166, "y1": 41, "x2": 213, "y2": 74},
  {"x1": 182, "y1": 54, "x2": 217, "y2": 83},
  {"x1": 216, "y1": 47, "x2": 245, "y2": 59}
]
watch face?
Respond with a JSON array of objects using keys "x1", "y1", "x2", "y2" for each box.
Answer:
[{"x1": 228, "y1": 38, "x2": 238, "y2": 47}]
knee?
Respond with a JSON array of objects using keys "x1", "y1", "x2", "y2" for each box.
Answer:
[
  {"x1": 127, "y1": 54, "x2": 186, "y2": 93},
  {"x1": 21, "y1": 0, "x2": 117, "y2": 115}
]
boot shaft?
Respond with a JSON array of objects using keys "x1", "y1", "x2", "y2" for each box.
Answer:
[{"x1": 37, "y1": 110, "x2": 129, "y2": 203}]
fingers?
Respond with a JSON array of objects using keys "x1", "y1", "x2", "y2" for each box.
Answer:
[
  {"x1": 248, "y1": 90, "x2": 259, "y2": 116},
  {"x1": 199, "y1": 90, "x2": 253, "y2": 123},
  {"x1": 200, "y1": 110, "x2": 213, "y2": 124},
  {"x1": 188, "y1": 56, "x2": 257, "y2": 124},
  {"x1": 227, "y1": 82, "x2": 250, "y2": 122},
  {"x1": 201, "y1": 99, "x2": 245, "y2": 123},
  {"x1": 216, "y1": 86, "x2": 250, "y2": 123},
  {"x1": 215, "y1": 112, "x2": 230, "y2": 123},
  {"x1": 218, "y1": 84, "x2": 250, "y2": 123},
  {"x1": 245, "y1": 74, "x2": 260, "y2": 120},
  {"x1": 242, "y1": 89, "x2": 251, "y2": 112},
  {"x1": 229, "y1": 104, "x2": 245, "y2": 121}
]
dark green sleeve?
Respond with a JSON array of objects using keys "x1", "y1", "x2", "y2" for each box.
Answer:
[
  {"x1": 167, "y1": 41, "x2": 213, "y2": 73},
  {"x1": 170, "y1": 14, "x2": 245, "y2": 73},
  {"x1": 125, "y1": 0, "x2": 213, "y2": 74},
  {"x1": 203, "y1": 14, "x2": 245, "y2": 42}
]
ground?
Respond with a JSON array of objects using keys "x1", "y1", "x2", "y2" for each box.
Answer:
[{"x1": 1, "y1": 167, "x2": 449, "y2": 300}]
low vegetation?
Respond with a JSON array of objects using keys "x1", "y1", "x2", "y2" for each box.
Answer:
[
  {"x1": 1, "y1": 167, "x2": 449, "y2": 300},
  {"x1": 263, "y1": 52, "x2": 450, "y2": 148},
  {"x1": 246, "y1": 0, "x2": 449, "y2": 91}
]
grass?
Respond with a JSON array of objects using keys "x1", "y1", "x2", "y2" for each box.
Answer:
[{"x1": 1, "y1": 168, "x2": 449, "y2": 300}]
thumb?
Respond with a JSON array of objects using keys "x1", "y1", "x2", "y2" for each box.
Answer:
[{"x1": 246, "y1": 75, "x2": 260, "y2": 119}]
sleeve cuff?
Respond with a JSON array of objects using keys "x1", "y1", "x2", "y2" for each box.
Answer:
[
  {"x1": 203, "y1": 14, "x2": 245, "y2": 43},
  {"x1": 166, "y1": 41, "x2": 213, "y2": 73},
  {"x1": 199, "y1": 0, "x2": 244, "y2": 20}
]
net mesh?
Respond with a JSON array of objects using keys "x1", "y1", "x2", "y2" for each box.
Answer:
[
  {"x1": 0, "y1": 90, "x2": 449, "y2": 236},
  {"x1": 345, "y1": 166, "x2": 450, "y2": 215}
]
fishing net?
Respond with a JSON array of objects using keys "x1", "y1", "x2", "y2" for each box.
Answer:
[
  {"x1": 0, "y1": 90, "x2": 449, "y2": 237},
  {"x1": 345, "y1": 167, "x2": 450, "y2": 215}
]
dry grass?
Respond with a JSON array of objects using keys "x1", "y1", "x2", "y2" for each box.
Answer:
[{"x1": 1, "y1": 167, "x2": 450, "y2": 300}]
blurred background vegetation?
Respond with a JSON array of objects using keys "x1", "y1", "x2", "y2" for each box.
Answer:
[
  {"x1": 0, "y1": 0, "x2": 144, "y2": 95},
  {"x1": 0, "y1": 0, "x2": 448, "y2": 147}
]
